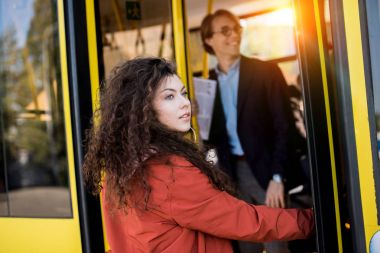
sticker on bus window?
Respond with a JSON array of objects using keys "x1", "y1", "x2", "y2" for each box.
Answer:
[{"x1": 370, "y1": 231, "x2": 380, "y2": 253}]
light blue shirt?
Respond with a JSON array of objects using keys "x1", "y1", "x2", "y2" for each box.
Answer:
[{"x1": 215, "y1": 58, "x2": 244, "y2": 155}]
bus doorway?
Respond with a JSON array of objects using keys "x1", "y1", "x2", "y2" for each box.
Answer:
[
  {"x1": 88, "y1": 0, "x2": 380, "y2": 252},
  {"x1": 184, "y1": 0, "x2": 342, "y2": 252}
]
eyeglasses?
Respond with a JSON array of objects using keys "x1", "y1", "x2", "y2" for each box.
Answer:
[{"x1": 212, "y1": 25, "x2": 242, "y2": 37}]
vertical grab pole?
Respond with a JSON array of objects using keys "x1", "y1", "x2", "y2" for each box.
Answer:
[{"x1": 202, "y1": 0, "x2": 213, "y2": 79}]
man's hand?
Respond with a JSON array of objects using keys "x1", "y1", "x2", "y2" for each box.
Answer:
[{"x1": 265, "y1": 180, "x2": 285, "y2": 208}]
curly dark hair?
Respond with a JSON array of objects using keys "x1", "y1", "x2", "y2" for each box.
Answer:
[{"x1": 82, "y1": 57, "x2": 235, "y2": 210}]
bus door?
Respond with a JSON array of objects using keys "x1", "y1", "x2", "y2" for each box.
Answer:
[
  {"x1": 0, "y1": 0, "x2": 82, "y2": 252},
  {"x1": 295, "y1": 0, "x2": 380, "y2": 252}
]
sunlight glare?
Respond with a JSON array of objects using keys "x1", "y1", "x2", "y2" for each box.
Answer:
[{"x1": 266, "y1": 8, "x2": 294, "y2": 26}]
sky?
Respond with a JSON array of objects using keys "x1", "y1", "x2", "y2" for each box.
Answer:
[{"x1": 0, "y1": 0, "x2": 35, "y2": 47}]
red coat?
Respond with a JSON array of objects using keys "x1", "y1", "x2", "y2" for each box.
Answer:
[{"x1": 102, "y1": 156, "x2": 314, "y2": 253}]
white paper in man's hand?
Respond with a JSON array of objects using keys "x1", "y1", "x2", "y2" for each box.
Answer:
[{"x1": 193, "y1": 77, "x2": 217, "y2": 140}]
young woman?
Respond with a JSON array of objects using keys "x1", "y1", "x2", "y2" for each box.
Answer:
[{"x1": 83, "y1": 57, "x2": 314, "y2": 253}]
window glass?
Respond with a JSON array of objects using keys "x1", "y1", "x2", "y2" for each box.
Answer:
[
  {"x1": 240, "y1": 8, "x2": 296, "y2": 60},
  {"x1": 365, "y1": 0, "x2": 380, "y2": 159},
  {"x1": 278, "y1": 60, "x2": 300, "y2": 88},
  {"x1": 0, "y1": 0, "x2": 71, "y2": 217},
  {"x1": 365, "y1": 0, "x2": 380, "y2": 222},
  {"x1": 97, "y1": 0, "x2": 174, "y2": 78}
]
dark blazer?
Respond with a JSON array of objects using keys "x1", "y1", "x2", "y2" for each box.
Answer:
[{"x1": 207, "y1": 56, "x2": 302, "y2": 190}]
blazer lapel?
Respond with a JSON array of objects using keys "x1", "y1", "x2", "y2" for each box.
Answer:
[
  {"x1": 209, "y1": 69, "x2": 223, "y2": 120},
  {"x1": 237, "y1": 56, "x2": 254, "y2": 119}
]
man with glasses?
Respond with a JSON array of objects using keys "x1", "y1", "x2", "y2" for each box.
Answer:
[{"x1": 201, "y1": 9, "x2": 296, "y2": 253}]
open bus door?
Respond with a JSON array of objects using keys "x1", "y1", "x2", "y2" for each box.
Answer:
[
  {"x1": 296, "y1": 0, "x2": 380, "y2": 252},
  {"x1": 0, "y1": 1, "x2": 83, "y2": 252}
]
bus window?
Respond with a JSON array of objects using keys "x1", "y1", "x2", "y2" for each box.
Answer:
[
  {"x1": 97, "y1": 0, "x2": 174, "y2": 78},
  {"x1": 364, "y1": 0, "x2": 380, "y2": 225},
  {"x1": 364, "y1": 0, "x2": 380, "y2": 160},
  {"x1": 240, "y1": 8, "x2": 299, "y2": 85},
  {"x1": 0, "y1": 0, "x2": 71, "y2": 218}
]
